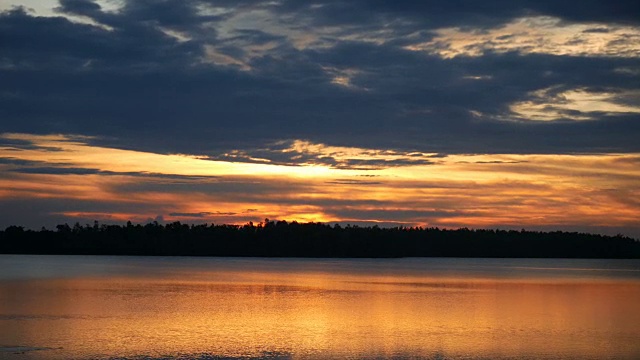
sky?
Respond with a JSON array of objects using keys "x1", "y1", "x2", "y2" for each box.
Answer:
[{"x1": 1, "y1": 0, "x2": 639, "y2": 237}]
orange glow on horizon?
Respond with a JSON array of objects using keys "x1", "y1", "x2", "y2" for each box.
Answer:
[{"x1": 1, "y1": 133, "x2": 639, "y2": 236}]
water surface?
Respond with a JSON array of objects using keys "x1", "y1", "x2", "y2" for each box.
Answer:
[{"x1": 1, "y1": 255, "x2": 639, "y2": 359}]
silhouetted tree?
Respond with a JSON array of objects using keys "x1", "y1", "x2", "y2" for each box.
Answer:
[{"x1": 0, "y1": 221, "x2": 639, "y2": 258}]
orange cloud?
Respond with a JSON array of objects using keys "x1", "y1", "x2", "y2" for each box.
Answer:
[{"x1": 1, "y1": 133, "x2": 639, "y2": 236}]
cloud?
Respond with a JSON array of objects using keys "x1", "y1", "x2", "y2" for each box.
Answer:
[
  {"x1": 510, "y1": 87, "x2": 640, "y2": 121},
  {"x1": 408, "y1": 16, "x2": 640, "y2": 59},
  {"x1": 325, "y1": 179, "x2": 383, "y2": 185},
  {"x1": 9, "y1": 166, "x2": 105, "y2": 175},
  {"x1": 168, "y1": 211, "x2": 237, "y2": 218},
  {"x1": 277, "y1": 1, "x2": 640, "y2": 29},
  {"x1": 2, "y1": 131, "x2": 639, "y2": 236},
  {"x1": 0, "y1": 1, "x2": 639, "y2": 237},
  {"x1": 204, "y1": 140, "x2": 440, "y2": 169},
  {"x1": 56, "y1": 0, "x2": 102, "y2": 16},
  {"x1": 1, "y1": 3, "x2": 639, "y2": 156}
]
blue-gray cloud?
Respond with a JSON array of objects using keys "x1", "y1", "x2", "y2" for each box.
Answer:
[{"x1": 0, "y1": 0, "x2": 639, "y2": 158}]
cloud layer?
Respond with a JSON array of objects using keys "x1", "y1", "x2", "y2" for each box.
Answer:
[
  {"x1": 1, "y1": 133, "x2": 639, "y2": 237},
  {"x1": 1, "y1": 0, "x2": 639, "y2": 156},
  {"x1": 1, "y1": 1, "x2": 639, "y2": 236}
]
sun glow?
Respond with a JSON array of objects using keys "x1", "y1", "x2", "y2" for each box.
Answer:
[{"x1": 1, "y1": 133, "x2": 639, "y2": 236}]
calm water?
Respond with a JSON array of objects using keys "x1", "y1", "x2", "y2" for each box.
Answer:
[{"x1": 1, "y1": 256, "x2": 639, "y2": 360}]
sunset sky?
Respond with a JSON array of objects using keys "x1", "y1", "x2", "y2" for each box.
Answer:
[{"x1": 1, "y1": 0, "x2": 639, "y2": 237}]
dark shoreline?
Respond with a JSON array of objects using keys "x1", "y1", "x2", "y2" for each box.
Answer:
[{"x1": 2, "y1": 221, "x2": 639, "y2": 259}]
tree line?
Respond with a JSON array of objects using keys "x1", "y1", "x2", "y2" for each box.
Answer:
[{"x1": 1, "y1": 220, "x2": 639, "y2": 258}]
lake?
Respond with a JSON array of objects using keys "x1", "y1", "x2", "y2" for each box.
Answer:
[{"x1": 1, "y1": 255, "x2": 639, "y2": 360}]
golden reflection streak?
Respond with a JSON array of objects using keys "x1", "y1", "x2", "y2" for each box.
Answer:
[{"x1": 4, "y1": 270, "x2": 639, "y2": 359}]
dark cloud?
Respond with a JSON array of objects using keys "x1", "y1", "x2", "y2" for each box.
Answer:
[
  {"x1": 279, "y1": 0, "x2": 640, "y2": 28},
  {"x1": 0, "y1": 197, "x2": 157, "y2": 229},
  {"x1": 461, "y1": 161, "x2": 528, "y2": 164},
  {"x1": 56, "y1": 0, "x2": 101, "y2": 16},
  {"x1": 202, "y1": 140, "x2": 440, "y2": 169},
  {"x1": 0, "y1": 157, "x2": 222, "y2": 180},
  {"x1": 168, "y1": 212, "x2": 208, "y2": 218},
  {"x1": 0, "y1": 138, "x2": 64, "y2": 152},
  {"x1": 0, "y1": 0, "x2": 638, "y2": 158},
  {"x1": 325, "y1": 179, "x2": 383, "y2": 185},
  {"x1": 523, "y1": 1, "x2": 640, "y2": 25},
  {"x1": 168, "y1": 212, "x2": 236, "y2": 218},
  {"x1": 110, "y1": 177, "x2": 311, "y2": 200},
  {"x1": 10, "y1": 166, "x2": 104, "y2": 175},
  {"x1": 582, "y1": 27, "x2": 611, "y2": 34},
  {"x1": 0, "y1": 157, "x2": 41, "y2": 166}
]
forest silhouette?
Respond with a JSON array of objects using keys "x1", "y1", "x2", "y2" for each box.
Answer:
[{"x1": 1, "y1": 220, "x2": 639, "y2": 258}]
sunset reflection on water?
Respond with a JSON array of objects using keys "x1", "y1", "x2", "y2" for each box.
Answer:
[{"x1": 1, "y1": 256, "x2": 639, "y2": 359}]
